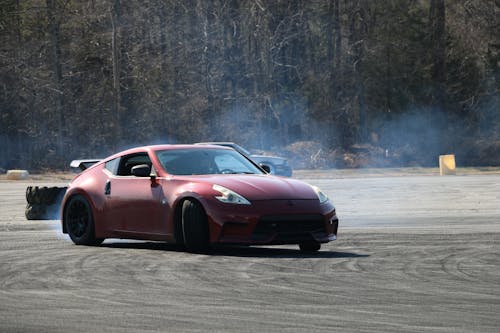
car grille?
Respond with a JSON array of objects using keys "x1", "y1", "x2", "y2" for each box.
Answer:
[{"x1": 252, "y1": 215, "x2": 326, "y2": 243}]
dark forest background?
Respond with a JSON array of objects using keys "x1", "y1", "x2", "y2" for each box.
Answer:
[{"x1": 0, "y1": 0, "x2": 498, "y2": 171}]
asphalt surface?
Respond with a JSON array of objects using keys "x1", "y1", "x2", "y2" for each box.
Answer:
[{"x1": 1, "y1": 173, "x2": 499, "y2": 332}]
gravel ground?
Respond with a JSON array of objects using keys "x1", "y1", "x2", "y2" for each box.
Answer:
[{"x1": 0, "y1": 171, "x2": 499, "y2": 332}]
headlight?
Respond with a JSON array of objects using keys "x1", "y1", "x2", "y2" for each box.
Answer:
[
  {"x1": 311, "y1": 185, "x2": 329, "y2": 204},
  {"x1": 213, "y1": 184, "x2": 251, "y2": 205}
]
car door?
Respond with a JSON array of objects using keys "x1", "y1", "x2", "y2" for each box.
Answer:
[{"x1": 103, "y1": 153, "x2": 169, "y2": 237}]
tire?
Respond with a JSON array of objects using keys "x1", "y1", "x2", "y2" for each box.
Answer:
[
  {"x1": 26, "y1": 186, "x2": 67, "y2": 205},
  {"x1": 26, "y1": 186, "x2": 36, "y2": 204},
  {"x1": 25, "y1": 204, "x2": 46, "y2": 220},
  {"x1": 299, "y1": 241, "x2": 321, "y2": 253},
  {"x1": 182, "y1": 199, "x2": 209, "y2": 253},
  {"x1": 25, "y1": 186, "x2": 67, "y2": 220},
  {"x1": 64, "y1": 195, "x2": 103, "y2": 246}
]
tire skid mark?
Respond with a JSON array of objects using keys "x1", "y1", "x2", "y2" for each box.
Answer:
[
  {"x1": 455, "y1": 249, "x2": 500, "y2": 284},
  {"x1": 1, "y1": 178, "x2": 500, "y2": 332},
  {"x1": 441, "y1": 252, "x2": 484, "y2": 283}
]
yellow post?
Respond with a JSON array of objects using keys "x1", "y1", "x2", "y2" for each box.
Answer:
[{"x1": 439, "y1": 155, "x2": 456, "y2": 175}]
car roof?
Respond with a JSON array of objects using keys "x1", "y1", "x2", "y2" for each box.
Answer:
[
  {"x1": 146, "y1": 144, "x2": 232, "y2": 152},
  {"x1": 106, "y1": 144, "x2": 232, "y2": 160},
  {"x1": 195, "y1": 142, "x2": 237, "y2": 147},
  {"x1": 195, "y1": 141, "x2": 234, "y2": 144}
]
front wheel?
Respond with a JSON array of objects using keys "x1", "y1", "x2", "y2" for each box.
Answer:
[
  {"x1": 299, "y1": 241, "x2": 321, "y2": 253},
  {"x1": 64, "y1": 195, "x2": 103, "y2": 246},
  {"x1": 182, "y1": 200, "x2": 209, "y2": 253}
]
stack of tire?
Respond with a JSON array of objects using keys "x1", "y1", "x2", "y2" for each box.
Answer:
[{"x1": 25, "y1": 186, "x2": 67, "y2": 220}]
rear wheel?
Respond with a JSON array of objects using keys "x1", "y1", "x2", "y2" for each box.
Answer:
[
  {"x1": 64, "y1": 195, "x2": 103, "y2": 246},
  {"x1": 182, "y1": 199, "x2": 209, "y2": 253},
  {"x1": 299, "y1": 241, "x2": 321, "y2": 253}
]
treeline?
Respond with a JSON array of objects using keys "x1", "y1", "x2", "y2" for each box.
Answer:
[{"x1": 0, "y1": 0, "x2": 498, "y2": 170}]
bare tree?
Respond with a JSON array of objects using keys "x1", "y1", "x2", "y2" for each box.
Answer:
[
  {"x1": 46, "y1": 0, "x2": 64, "y2": 155},
  {"x1": 110, "y1": 0, "x2": 122, "y2": 145},
  {"x1": 429, "y1": 0, "x2": 446, "y2": 109}
]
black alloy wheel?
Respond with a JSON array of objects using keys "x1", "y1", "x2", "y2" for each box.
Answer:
[{"x1": 64, "y1": 195, "x2": 103, "y2": 246}]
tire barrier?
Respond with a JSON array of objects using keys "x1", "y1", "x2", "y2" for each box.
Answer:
[{"x1": 25, "y1": 186, "x2": 67, "y2": 220}]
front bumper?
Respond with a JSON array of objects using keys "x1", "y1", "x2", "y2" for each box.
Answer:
[
  {"x1": 250, "y1": 213, "x2": 338, "y2": 244},
  {"x1": 206, "y1": 199, "x2": 338, "y2": 245}
]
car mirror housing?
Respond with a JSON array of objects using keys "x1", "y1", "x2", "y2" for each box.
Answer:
[
  {"x1": 131, "y1": 164, "x2": 151, "y2": 177},
  {"x1": 259, "y1": 163, "x2": 271, "y2": 174}
]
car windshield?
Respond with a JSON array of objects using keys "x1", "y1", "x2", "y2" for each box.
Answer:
[
  {"x1": 156, "y1": 148, "x2": 264, "y2": 175},
  {"x1": 230, "y1": 144, "x2": 251, "y2": 157}
]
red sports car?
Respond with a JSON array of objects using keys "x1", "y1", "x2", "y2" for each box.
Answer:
[{"x1": 61, "y1": 144, "x2": 338, "y2": 252}]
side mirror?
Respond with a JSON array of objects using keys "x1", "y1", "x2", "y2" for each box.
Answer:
[
  {"x1": 131, "y1": 164, "x2": 151, "y2": 177},
  {"x1": 259, "y1": 163, "x2": 271, "y2": 174}
]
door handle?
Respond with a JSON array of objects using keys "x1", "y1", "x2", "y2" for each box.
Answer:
[{"x1": 104, "y1": 180, "x2": 111, "y2": 195}]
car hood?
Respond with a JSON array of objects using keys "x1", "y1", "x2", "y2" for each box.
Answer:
[
  {"x1": 186, "y1": 174, "x2": 318, "y2": 201},
  {"x1": 250, "y1": 155, "x2": 287, "y2": 164}
]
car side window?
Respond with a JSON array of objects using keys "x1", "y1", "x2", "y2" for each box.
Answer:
[
  {"x1": 116, "y1": 153, "x2": 152, "y2": 176},
  {"x1": 105, "y1": 158, "x2": 120, "y2": 175}
]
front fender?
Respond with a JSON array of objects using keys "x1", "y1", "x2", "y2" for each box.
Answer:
[{"x1": 169, "y1": 184, "x2": 227, "y2": 244}]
